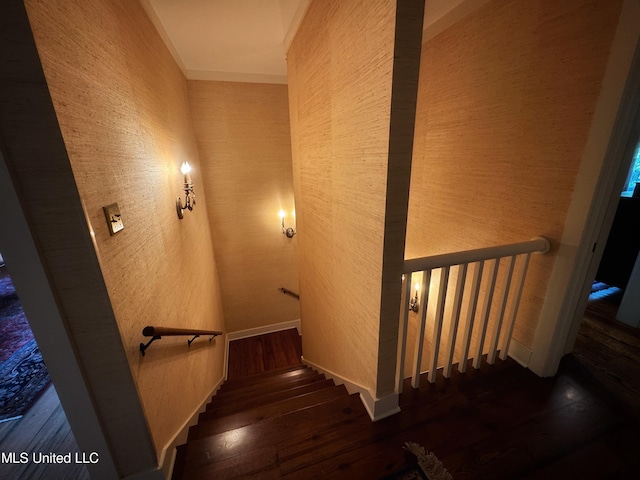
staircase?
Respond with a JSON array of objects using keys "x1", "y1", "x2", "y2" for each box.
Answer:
[{"x1": 171, "y1": 364, "x2": 371, "y2": 479}]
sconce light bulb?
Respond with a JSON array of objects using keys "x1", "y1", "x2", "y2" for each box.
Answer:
[
  {"x1": 278, "y1": 209, "x2": 286, "y2": 219},
  {"x1": 414, "y1": 282, "x2": 420, "y2": 293},
  {"x1": 181, "y1": 162, "x2": 191, "y2": 175}
]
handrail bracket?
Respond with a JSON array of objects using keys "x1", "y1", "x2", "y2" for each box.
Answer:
[
  {"x1": 140, "y1": 335, "x2": 161, "y2": 356},
  {"x1": 279, "y1": 287, "x2": 300, "y2": 300}
]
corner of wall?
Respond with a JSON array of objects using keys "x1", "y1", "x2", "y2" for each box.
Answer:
[
  {"x1": 507, "y1": 338, "x2": 532, "y2": 368},
  {"x1": 302, "y1": 356, "x2": 401, "y2": 422},
  {"x1": 529, "y1": 0, "x2": 640, "y2": 378}
]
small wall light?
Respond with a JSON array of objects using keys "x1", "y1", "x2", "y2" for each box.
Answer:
[
  {"x1": 409, "y1": 282, "x2": 420, "y2": 312},
  {"x1": 176, "y1": 162, "x2": 195, "y2": 219},
  {"x1": 279, "y1": 209, "x2": 296, "y2": 238}
]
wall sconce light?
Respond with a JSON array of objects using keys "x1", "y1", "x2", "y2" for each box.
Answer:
[
  {"x1": 176, "y1": 162, "x2": 195, "y2": 219},
  {"x1": 409, "y1": 282, "x2": 420, "y2": 312},
  {"x1": 279, "y1": 209, "x2": 296, "y2": 238}
]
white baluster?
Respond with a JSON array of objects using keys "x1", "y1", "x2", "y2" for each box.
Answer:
[
  {"x1": 443, "y1": 263, "x2": 468, "y2": 378},
  {"x1": 499, "y1": 253, "x2": 531, "y2": 360},
  {"x1": 459, "y1": 261, "x2": 484, "y2": 373},
  {"x1": 487, "y1": 255, "x2": 516, "y2": 364},
  {"x1": 427, "y1": 266, "x2": 449, "y2": 383},
  {"x1": 411, "y1": 270, "x2": 431, "y2": 388},
  {"x1": 472, "y1": 258, "x2": 499, "y2": 369}
]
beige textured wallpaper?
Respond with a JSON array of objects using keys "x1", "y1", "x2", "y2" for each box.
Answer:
[
  {"x1": 406, "y1": 0, "x2": 622, "y2": 359},
  {"x1": 25, "y1": 0, "x2": 226, "y2": 456},
  {"x1": 287, "y1": 0, "x2": 421, "y2": 395},
  {"x1": 188, "y1": 81, "x2": 300, "y2": 333}
]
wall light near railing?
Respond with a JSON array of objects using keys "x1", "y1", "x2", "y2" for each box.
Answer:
[
  {"x1": 176, "y1": 162, "x2": 195, "y2": 219},
  {"x1": 409, "y1": 282, "x2": 420, "y2": 313},
  {"x1": 279, "y1": 209, "x2": 296, "y2": 238}
]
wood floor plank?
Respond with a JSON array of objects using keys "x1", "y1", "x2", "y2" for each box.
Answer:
[
  {"x1": 574, "y1": 292, "x2": 640, "y2": 416},
  {"x1": 0, "y1": 385, "x2": 89, "y2": 480},
  {"x1": 226, "y1": 329, "x2": 302, "y2": 380},
  {"x1": 517, "y1": 439, "x2": 627, "y2": 480},
  {"x1": 226, "y1": 336, "x2": 264, "y2": 379},
  {"x1": 283, "y1": 422, "x2": 454, "y2": 480}
]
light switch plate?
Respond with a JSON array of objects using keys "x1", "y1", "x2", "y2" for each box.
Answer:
[{"x1": 103, "y1": 203, "x2": 124, "y2": 235}]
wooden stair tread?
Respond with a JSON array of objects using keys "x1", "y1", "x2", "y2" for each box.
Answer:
[
  {"x1": 176, "y1": 393, "x2": 365, "y2": 475},
  {"x1": 218, "y1": 365, "x2": 314, "y2": 391},
  {"x1": 190, "y1": 384, "x2": 349, "y2": 440},
  {"x1": 206, "y1": 375, "x2": 327, "y2": 411},
  {"x1": 200, "y1": 378, "x2": 336, "y2": 420},
  {"x1": 220, "y1": 364, "x2": 308, "y2": 390},
  {"x1": 208, "y1": 370, "x2": 323, "y2": 404}
]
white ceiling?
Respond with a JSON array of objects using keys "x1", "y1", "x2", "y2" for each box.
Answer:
[{"x1": 141, "y1": 0, "x2": 475, "y2": 84}]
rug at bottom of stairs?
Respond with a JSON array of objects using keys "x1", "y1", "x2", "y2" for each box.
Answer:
[
  {"x1": 383, "y1": 442, "x2": 453, "y2": 480},
  {"x1": 0, "y1": 338, "x2": 51, "y2": 422},
  {"x1": 382, "y1": 465, "x2": 429, "y2": 479}
]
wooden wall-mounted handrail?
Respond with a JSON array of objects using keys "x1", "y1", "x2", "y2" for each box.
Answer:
[
  {"x1": 279, "y1": 287, "x2": 300, "y2": 300},
  {"x1": 140, "y1": 326, "x2": 223, "y2": 356}
]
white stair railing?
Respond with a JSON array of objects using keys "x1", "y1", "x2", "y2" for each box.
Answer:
[{"x1": 395, "y1": 237, "x2": 550, "y2": 393}]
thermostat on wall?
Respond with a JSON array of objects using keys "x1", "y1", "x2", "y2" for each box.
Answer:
[{"x1": 103, "y1": 203, "x2": 124, "y2": 235}]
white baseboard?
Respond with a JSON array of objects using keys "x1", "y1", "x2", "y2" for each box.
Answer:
[
  {"x1": 224, "y1": 320, "x2": 301, "y2": 379},
  {"x1": 161, "y1": 375, "x2": 224, "y2": 479},
  {"x1": 508, "y1": 339, "x2": 532, "y2": 368},
  {"x1": 226, "y1": 319, "x2": 302, "y2": 341},
  {"x1": 301, "y1": 357, "x2": 400, "y2": 422}
]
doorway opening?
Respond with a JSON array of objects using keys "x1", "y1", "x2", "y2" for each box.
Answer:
[{"x1": 0, "y1": 255, "x2": 51, "y2": 423}]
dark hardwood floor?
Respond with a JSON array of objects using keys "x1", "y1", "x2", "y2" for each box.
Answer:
[
  {"x1": 194, "y1": 319, "x2": 640, "y2": 479},
  {"x1": 0, "y1": 385, "x2": 89, "y2": 480},
  {"x1": 572, "y1": 287, "x2": 640, "y2": 417},
  {"x1": 227, "y1": 328, "x2": 303, "y2": 380}
]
